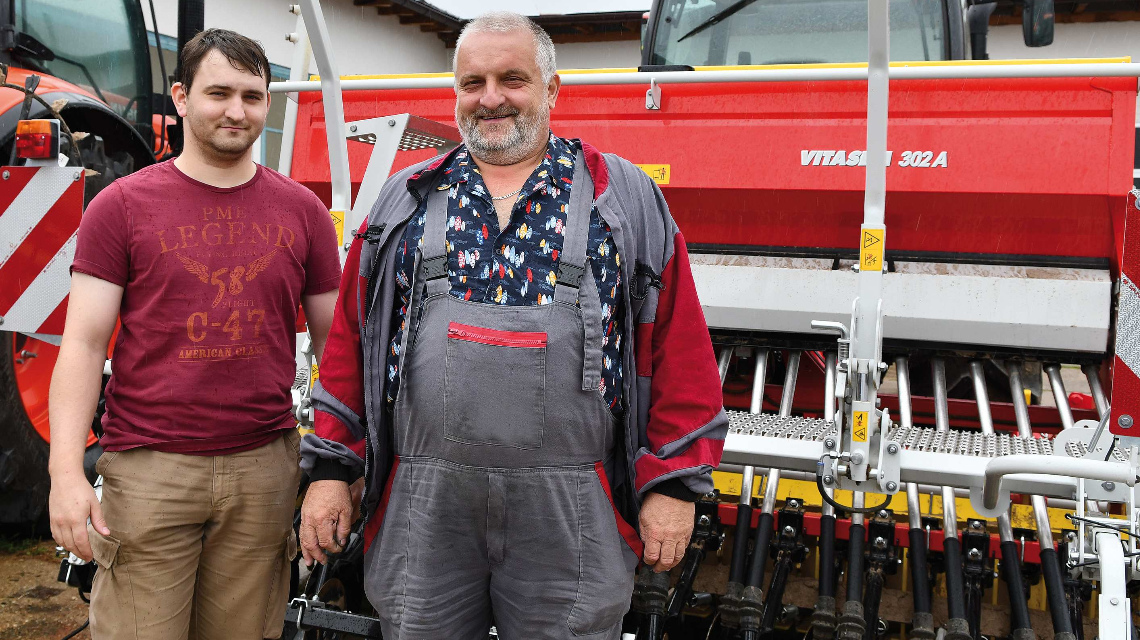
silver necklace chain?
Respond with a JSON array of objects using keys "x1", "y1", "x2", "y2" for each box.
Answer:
[{"x1": 491, "y1": 187, "x2": 524, "y2": 201}]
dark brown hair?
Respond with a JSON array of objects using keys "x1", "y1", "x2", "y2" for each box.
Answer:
[{"x1": 177, "y1": 29, "x2": 270, "y2": 90}]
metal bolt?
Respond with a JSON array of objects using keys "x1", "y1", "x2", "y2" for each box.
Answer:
[
  {"x1": 887, "y1": 443, "x2": 899, "y2": 455},
  {"x1": 349, "y1": 124, "x2": 358, "y2": 132},
  {"x1": 1119, "y1": 414, "x2": 1134, "y2": 429},
  {"x1": 388, "y1": 119, "x2": 397, "y2": 126},
  {"x1": 1103, "y1": 481, "x2": 1116, "y2": 492},
  {"x1": 873, "y1": 536, "x2": 888, "y2": 549},
  {"x1": 1110, "y1": 598, "x2": 1121, "y2": 606},
  {"x1": 823, "y1": 475, "x2": 834, "y2": 486},
  {"x1": 2, "y1": 170, "x2": 9, "y2": 180},
  {"x1": 967, "y1": 548, "x2": 982, "y2": 561},
  {"x1": 787, "y1": 499, "x2": 801, "y2": 509},
  {"x1": 970, "y1": 520, "x2": 984, "y2": 531},
  {"x1": 851, "y1": 452, "x2": 865, "y2": 465},
  {"x1": 74, "y1": 170, "x2": 82, "y2": 181},
  {"x1": 878, "y1": 510, "x2": 890, "y2": 519},
  {"x1": 824, "y1": 438, "x2": 836, "y2": 450},
  {"x1": 698, "y1": 515, "x2": 711, "y2": 527},
  {"x1": 783, "y1": 525, "x2": 796, "y2": 537},
  {"x1": 885, "y1": 481, "x2": 898, "y2": 492},
  {"x1": 0, "y1": 315, "x2": 5, "y2": 326},
  {"x1": 1066, "y1": 531, "x2": 1078, "y2": 542}
]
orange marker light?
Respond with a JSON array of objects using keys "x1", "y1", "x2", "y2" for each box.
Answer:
[{"x1": 15, "y1": 119, "x2": 59, "y2": 160}]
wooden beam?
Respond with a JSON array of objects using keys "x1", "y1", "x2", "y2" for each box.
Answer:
[
  {"x1": 419, "y1": 23, "x2": 451, "y2": 33},
  {"x1": 375, "y1": 5, "x2": 400, "y2": 15},
  {"x1": 398, "y1": 14, "x2": 432, "y2": 25},
  {"x1": 353, "y1": 0, "x2": 391, "y2": 6}
]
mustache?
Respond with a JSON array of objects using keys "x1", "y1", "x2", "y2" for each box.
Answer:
[{"x1": 471, "y1": 107, "x2": 519, "y2": 119}]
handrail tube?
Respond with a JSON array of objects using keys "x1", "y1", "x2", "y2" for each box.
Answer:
[
  {"x1": 268, "y1": 62, "x2": 1140, "y2": 94},
  {"x1": 982, "y1": 456, "x2": 1133, "y2": 510},
  {"x1": 297, "y1": 0, "x2": 351, "y2": 247}
]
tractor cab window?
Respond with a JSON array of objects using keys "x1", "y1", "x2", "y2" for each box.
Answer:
[
  {"x1": 649, "y1": 0, "x2": 949, "y2": 67},
  {"x1": 14, "y1": 0, "x2": 152, "y2": 127}
]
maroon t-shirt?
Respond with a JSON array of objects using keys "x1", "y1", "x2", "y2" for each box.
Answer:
[{"x1": 72, "y1": 160, "x2": 341, "y2": 455}]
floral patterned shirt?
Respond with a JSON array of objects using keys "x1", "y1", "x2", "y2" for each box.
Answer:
[{"x1": 386, "y1": 134, "x2": 625, "y2": 415}]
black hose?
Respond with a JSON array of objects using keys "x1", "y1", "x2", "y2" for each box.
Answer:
[
  {"x1": 745, "y1": 512, "x2": 775, "y2": 588},
  {"x1": 943, "y1": 537, "x2": 967, "y2": 621},
  {"x1": 908, "y1": 528, "x2": 931, "y2": 614},
  {"x1": 846, "y1": 523, "x2": 865, "y2": 603},
  {"x1": 730, "y1": 502, "x2": 753, "y2": 585},
  {"x1": 819, "y1": 514, "x2": 837, "y2": 598},
  {"x1": 1039, "y1": 547, "x2": 1074, "y2": 636},
  {"x1": 644, "y1": 614, "x2": 665, "y2": 640},
  {"x1": 60, "y1": 619, "x2": 89, "y2": 640},
  {"x1": 861, "y1": 567, "x2": 885, "y2": 640},
  {"x1": 761, "y1": 553, "x2": 795, "y2": 633},
  {"x1": 1000, "y1": 540, "x2": 1032, "y2": 633},
  {"x1": 817, "y1": 474, "x2": 893, "y2": 515}
]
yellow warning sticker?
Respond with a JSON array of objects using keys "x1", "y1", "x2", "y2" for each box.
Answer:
[
  {"x1": 635, "y1": 164, "x2": 671, "y2": 185},
  {"x1": 860, "y1": 227, "x2": 885, "y2": 272},
  {"x1": 330, "y1": 210, "x2": 345, "y2": 247},
  {"x1": 853, "y1": 411, "x2": 869, "y2": 442}
]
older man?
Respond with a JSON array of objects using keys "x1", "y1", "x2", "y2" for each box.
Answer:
[{"x1": 299, "y1": 11, "x2": 726, "y2": 638}]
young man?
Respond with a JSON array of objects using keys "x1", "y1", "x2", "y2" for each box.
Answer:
[
  {"x1": 48, "y1": 29, "x2": 340, "y2": 640},
  {"x1": 300, "y1": 12, "x2": 726, "y2": 639}
]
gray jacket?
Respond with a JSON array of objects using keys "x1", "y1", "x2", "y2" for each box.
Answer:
[{"x1": 301, "y1": 141, "x2": 728, "y2": 538}]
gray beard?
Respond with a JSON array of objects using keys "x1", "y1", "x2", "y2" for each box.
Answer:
[{"x1": 457, "y1": 104, "x2": 548, "y2": 166}]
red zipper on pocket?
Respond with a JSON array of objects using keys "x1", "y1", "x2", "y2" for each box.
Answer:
[{"x1": 447, "y1": 322, "x2": 547, "y2": 348}]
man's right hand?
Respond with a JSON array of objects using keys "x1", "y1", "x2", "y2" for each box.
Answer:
[
  {"x1": 300, "y1": 479, "x2": 353, "y2": 566},
  {"x1": 49, "y1": 471, "x2": 109, "y2": 562}
]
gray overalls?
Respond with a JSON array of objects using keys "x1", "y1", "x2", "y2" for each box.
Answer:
[{"x1": 365, "y1": 155, "x2": 640, "y2": 639}]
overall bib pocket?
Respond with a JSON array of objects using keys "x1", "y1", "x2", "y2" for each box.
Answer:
[{"x1": 444, "y1": 322, "x2": 547, "y2": 449}]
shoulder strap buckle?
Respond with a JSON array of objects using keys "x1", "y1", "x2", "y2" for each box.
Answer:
[
  {"x1": 352, "y1": 224, "x2": 386, "y2": 244},
  {"x1": 557, "y1": 262, "x2": 585, "y2": 289},
  {"x1": 422, "y1": 255, "x2": 448, "y2": 281}
]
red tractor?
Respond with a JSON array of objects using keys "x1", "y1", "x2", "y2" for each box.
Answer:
[{"x1": 0, "y1": 0, "x2": 201, "y2": 526}]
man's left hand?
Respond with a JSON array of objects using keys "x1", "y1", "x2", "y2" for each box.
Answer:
[{"x1": 639, "y1": 492, "x2": 694, "y2": 572}]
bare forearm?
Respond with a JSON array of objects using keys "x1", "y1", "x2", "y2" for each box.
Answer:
[
  {"x1": 48, "y1": 343, "x2": 106, "y2": 476},
  {"x1": 303, "y1": 290, "x2": 338, "y2": 364}
]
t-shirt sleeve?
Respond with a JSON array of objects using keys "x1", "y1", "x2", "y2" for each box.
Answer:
[
  {"x1": 72, "y1": 182, "x2": 130, "y2": 286},
  {"x1": 303, "y1": 192, "x2": 342, "y2": 295}
]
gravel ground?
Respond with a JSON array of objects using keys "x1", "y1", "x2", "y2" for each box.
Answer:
[{"x1": 0, "y1": 533, "x2": 90, "y2": 640}]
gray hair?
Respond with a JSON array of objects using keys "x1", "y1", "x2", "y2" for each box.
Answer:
[{"x1": 452, "y1": 12, "x2": 557, "y2": 84}]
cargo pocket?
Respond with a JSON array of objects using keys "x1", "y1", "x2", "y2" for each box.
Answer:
[
  {"x1": 87, "y1": 526, "x2": 133, "y2": 635},
  {"x1": 567, "y1": 466, "x2": 639, "y2": 636},
  {"x1": 88, "y1": 526, "x2": 120, "y2": 570},
  {"x1": 262, "y1": 531, "x2": 298, "y2": 638},
  {"x1": 444, "y1": 321, "x2": 546, "y2": 449}
]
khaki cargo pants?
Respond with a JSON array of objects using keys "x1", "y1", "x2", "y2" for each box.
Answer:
[{"x1": 87, "y1": 429, "x2": 302, "y2": 640}]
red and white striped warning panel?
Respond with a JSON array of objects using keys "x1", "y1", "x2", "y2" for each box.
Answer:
[
  {"x1": 0, "y1": 165, "x2": 85, "y2": 337},
  {"x1": 1112, "y1": 190, "x2": 1140, "y2": 437}
]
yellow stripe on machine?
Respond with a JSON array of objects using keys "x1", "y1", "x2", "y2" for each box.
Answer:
[
  {"x1": 712, "y1": 473, "x2": 1087, "y2": 536},
  {"x1": 320, "y1": 57, "x2": 1131, "y2": 82}
]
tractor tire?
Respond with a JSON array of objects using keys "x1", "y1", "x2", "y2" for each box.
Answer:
[
  {"x1": 0, "y1": 333, "x2": 102, "y2": 528},
  {"x1": 0, "y1": 332, "x2": 53, "y2": 526}
]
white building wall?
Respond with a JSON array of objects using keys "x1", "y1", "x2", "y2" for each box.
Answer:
[
  {"x1": 556, "y1": 40, "x2": 642, "y2": 70},
  {"x1": 143, "y1": 0, "x2": 450, "y2": 75}
]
